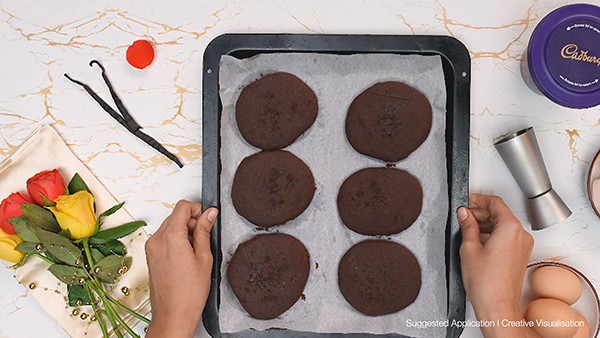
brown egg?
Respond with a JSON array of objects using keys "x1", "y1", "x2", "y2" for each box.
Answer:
[
  {"x1": 526, "y1": 298, "x2": 579, "y2": 338},
  {"x1": 572, "y1": 313, "x2": 590, "y2": 338},
  {"x1": 525, "y1": 327, "x2": 542, "y2": 338},
  {"x1": 531, "y1": 266, "x2": 582, "y2": 305}
]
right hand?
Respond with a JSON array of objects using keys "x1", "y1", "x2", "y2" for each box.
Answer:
[
  {"x1": 145, "y1": 200, "x2": 218, "y2": 338},
  {"x1": 458, "y1": 194, "x2": 534, "y2": 338}
]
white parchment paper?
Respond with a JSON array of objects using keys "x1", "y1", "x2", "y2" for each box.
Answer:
[{"x1": 218, "y1": 53, "x2": 448, "y2": 337}]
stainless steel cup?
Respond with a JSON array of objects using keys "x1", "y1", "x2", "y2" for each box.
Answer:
[{"x1": 494, "y1": 127, "x2": 571, "y2": 230}]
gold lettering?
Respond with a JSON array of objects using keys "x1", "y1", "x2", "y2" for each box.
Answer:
[
  {"x1": 561, "y1": 44, "x2": 578, "y2": 58},
  {"x1": 561, "y1": 44, "x2": 600, "y2": 66}
]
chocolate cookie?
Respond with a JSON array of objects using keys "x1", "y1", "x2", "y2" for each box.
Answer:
[
  {"x1": 345, "y1": 81, "x2": 432, "y2": 162},
  {"x1": 236, "y1": 72, "x2": 318, "y2": 150},
  {"x1": 338, "y1": 240, "x2": 421, "y2": 316},
  {"x1": 337, "y1": 167, "x2": 422, "y2": 236},
  {"x1": 227, "y1": 233, "x2": 310, "y2": 320},
  {"x1": 231, "y1": 150, "x2": 316, "y2": 228}
]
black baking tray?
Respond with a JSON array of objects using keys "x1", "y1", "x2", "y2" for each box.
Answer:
[{"x1": 202, "y1": 34, "x2": 470, "y2": 338}]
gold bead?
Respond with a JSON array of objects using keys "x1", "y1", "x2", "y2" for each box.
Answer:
[
  {"x1": 72, "y1": 309, "x2": 79, "y2": 316},
  {"x1": 78, "y1": 278, "x2": 86, "y2": 285},
  {"x1": 121, "y1": 286, "x2": 130, "y2": 296},
  {"x1": 93, "y1": 267, "x2": 101, "y2": 274},
  {"x1": 28, "y1": 283, "x2": 36, "y2": 290},
  {"x1": 75, "y1": 299, "x2": 83, "y2": 306},
  {"x1": 35, "y1": 244, "x2": 43, "y2": 251},
  {"x1": 80, "y1": 313, "x2": 88, "y2": 320}
]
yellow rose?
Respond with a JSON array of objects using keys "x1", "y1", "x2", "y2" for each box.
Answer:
[
  {"x1": 0, "y1": 228, "x2": 24, "y2": 263},
  {"x1": 48, "y1": 191, "x2": 97, "y2": 240}
]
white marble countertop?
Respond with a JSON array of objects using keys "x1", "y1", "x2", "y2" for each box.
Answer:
[{"x1": 1, "y1": 1, "x2": 599, "y2": 337}]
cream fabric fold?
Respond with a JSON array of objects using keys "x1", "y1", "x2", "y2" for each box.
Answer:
[{"x1": 0, "y1": 125, "x2": 151, "y2": 337}]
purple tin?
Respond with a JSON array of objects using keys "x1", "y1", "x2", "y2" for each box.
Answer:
[{"x1": 522, "y1": 3, "x2": 600, "y2": 108}]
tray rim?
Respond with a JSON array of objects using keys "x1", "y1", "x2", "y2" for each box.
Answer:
[{"x1": 201, "y1": 33, "x2": 470, "y2": 338}]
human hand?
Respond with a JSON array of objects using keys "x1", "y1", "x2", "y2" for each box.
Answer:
[
  {"x1": 145, "y1": 200, "x2": 218, "y2": 338},
  {"x1": 458, "y1": 194, "x2": 534, "y2": 338}
]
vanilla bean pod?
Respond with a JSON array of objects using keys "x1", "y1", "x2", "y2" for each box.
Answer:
[
  {"x1": 64, "y1": 62, "x2": 183, "y2": 168},
  {"x1": 133, "y1": 129, "x2": 183, "y2": 168},
  {"x1": 63, "y1": 74, "x2": 129, "y2": 130},
  {"x1": 89, "y1": 60, "x2": 141, "y2": 132}
]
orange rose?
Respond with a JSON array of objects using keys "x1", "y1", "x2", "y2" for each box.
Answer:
[
  {"x1": 26, "y1": 169, "x2": 66, "y2": 206},
  {"x1": 0, "y1": 192, "x2": 33, "y2": 234}
]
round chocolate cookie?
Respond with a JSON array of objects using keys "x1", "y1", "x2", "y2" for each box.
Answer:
[
  {"x1": 236, "y1": 72, "x2": 318, "y2": 150},
  {"x1": 345, "y1": 81, "x2": 432, "y2": 162},
  {"x1": 337, "y1": 167, "x2": 422, "y2": 236},
  {"x1": 231, "y1": 150, "x2": 316, "y2": 228},
  {"x1": 227, "y1": 233, "x2": 310, "y2": 320},
  {"x1": 338, "y1": 240, "x2": 421, "y2": 316}
]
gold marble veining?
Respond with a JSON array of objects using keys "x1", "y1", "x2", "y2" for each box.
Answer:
[
  {"x1": 565, "y1": 129, "x2": 588, "y2": 164},
  {"x1": 161, "y1": 201, "x2": 175, "y2": 209},
  {"x1": 59, "y1": 128, "x2": 200, "y2": 173},
  {"x1": 396, "y1": 15, "x2": 416, "y2": 35},
  {"x1": 160, "y1": 70, "x2": 200, "y2": 128},
  {"x1": 436, "y1": 1, "x2": 538, "y2": 60},
  {"x1": 116, "y1": 6, "x2": 227, "y2": 41},
  {"x1": 2, "y1": 1, "x2": 600, "y2": 338},
  {"x1": 0, "y1": 135, "x2": 18, "y2": 158},
  {"x1": 274, "y1": 3, "x2": 322, "y2": 33},
  {"x1": 546, "y1": 255, "x2": 568, "y2": 262},
  {"x1": 469, "y1": 134, "x2": 483, "y2": 148},
  {"x1": 2, "y1": 6, "x2": 225, "y2": 55}
]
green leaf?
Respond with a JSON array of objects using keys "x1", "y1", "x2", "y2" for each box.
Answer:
[
  {"x1": 90, "y1": 221, "x2": 146, "y2": 244},
  {"x1": 94, "y1": 240, "x2": 127, "y2": 256},
  {"x1": 42, "y1": 195, "x2": 56, "y2": 207},
  {"x1": 92, "y1": 255, "x2": 132, "y2": 283},
  {"x1": 44, "y1": 251, "x2": 61, "y2": 264},
  {"x1": 90, "y1": 247, "x2": 105, "y2": 263},
  {"x1": 68, "y1": 173, "x2": 90, "y2": 195},
  {"x1": 36, "y1": 228, "x2": 83, "y2": 267},
  {"x1": 48, "y1": 264, "x2": 87, "y2": 285},
  {"x1": 14, "y1": 242, "x2": 45, "y2": 254},
  {"x1": 21, "y1": 203, "x2": 60, "y2": 232},
  {"x1": 99, "y1": 202, "x2": 125, "y2": 218},
  {"x1": 67, "y1": 284, "x2": 92, "y2": 306},
  {"x1": 57, "y1": 229, "x2": 71, "y2": 239},
  {"x1": 10, "y1": 217, "x2": 40, "y2": 242}
]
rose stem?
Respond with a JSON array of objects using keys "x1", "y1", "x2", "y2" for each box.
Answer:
[
  {"x1": 101, "y1": 296, "x2": 125, "y2": 338},
  {"x1": 105, "y1": 300, "x2": 140, "y2": 338},
  {"x1": 105, "y1": 292, "x2": 151, "y2": 324},
  {"x1": 85, "y1": 282, "x2": 110, "y2": 338},
  {"x1": 34, "y1": 253, "x2": 55, "y2": 265},
  {"x1": 82, "y1": 238, "x2": 95, "y2": 268},
  {"x1": 89, "y1": 282, "x2": 124, "y2": 338},
  {"x1": 63, "y1": 66, "x2": 183, "y2": 168}
]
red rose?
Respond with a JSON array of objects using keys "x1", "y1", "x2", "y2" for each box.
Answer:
[
  {"x1": 0, "y1": 192, "x2": 33, "y2": 234},
  {"x1": 26, "y1": 169, "x2": 66, "y2": 206}
]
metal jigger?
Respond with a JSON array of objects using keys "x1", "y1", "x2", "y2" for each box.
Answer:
[{"x1": 494, "y1": 127, "x2": 571, "y2": 230}]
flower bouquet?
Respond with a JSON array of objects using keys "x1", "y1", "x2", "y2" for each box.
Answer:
[{"x1": 0, "y1": 169, "x2": 150, "y2": 338}]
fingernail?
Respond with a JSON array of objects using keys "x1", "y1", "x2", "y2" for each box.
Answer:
[
  {"x1": 206, "y1": 208, "x2": 219, "y2": 222},
  {"x1": 457, "y1": 207, "x2": 468, "y2": 222}
]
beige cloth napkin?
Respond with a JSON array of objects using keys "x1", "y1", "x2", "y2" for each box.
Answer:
[{"x1": 0, "y1": 125, "x2": 151, "y2": 337}]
